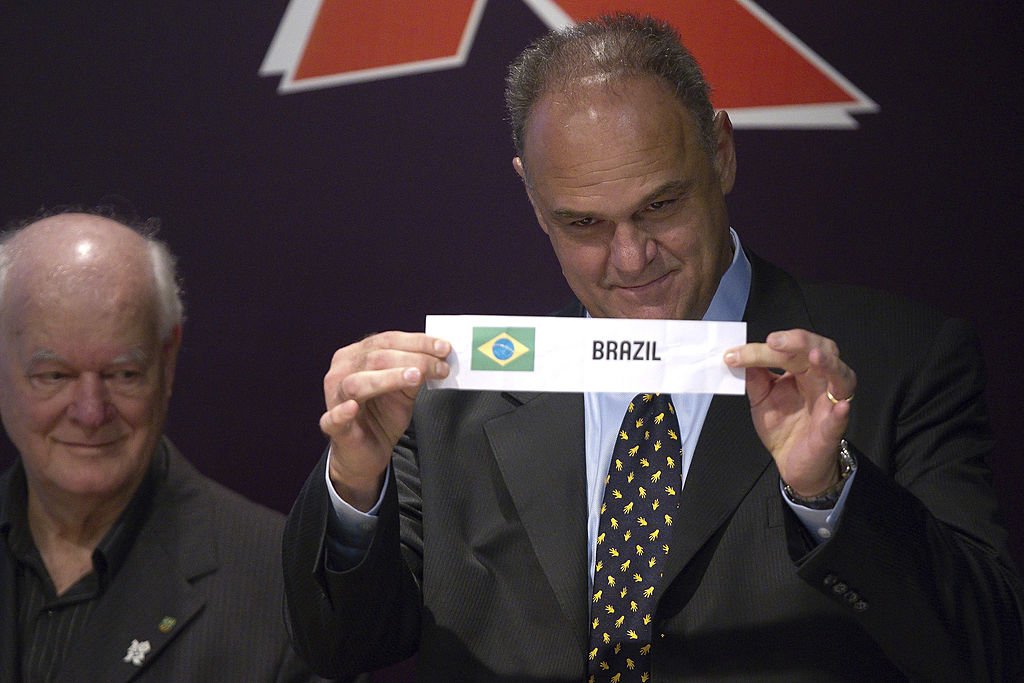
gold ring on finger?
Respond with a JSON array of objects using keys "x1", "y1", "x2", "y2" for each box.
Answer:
[{"x1": 826, "y1": 389, "x2": 854, "y2": 405}]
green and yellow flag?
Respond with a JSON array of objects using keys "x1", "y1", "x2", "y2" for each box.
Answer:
[{"x1": 471, "y1": 327, "x2": 535, "y2": 371}]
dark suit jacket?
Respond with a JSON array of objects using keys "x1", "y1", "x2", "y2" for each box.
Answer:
[
  {"x1": 283, "y1": 253, "x2": 1024, "y2": 681},
  {"x1": 0, "y1": 438, "x2": 326, "y2": 683}
]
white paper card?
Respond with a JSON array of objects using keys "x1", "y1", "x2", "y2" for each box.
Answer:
[{"x1": 424, "y1": 315, "x2": 746, "y2": 394}]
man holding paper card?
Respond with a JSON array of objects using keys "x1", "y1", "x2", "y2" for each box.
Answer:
[{"x1": 283, "y1": 14, "x2": 1022, "y2": 682}]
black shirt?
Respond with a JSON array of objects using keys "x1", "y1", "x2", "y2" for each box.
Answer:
[{"x1": 0, "y1": 447, "x2": 164, "y2": 683}]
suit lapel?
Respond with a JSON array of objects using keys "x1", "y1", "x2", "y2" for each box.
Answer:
[
  {"x1": 662, "y1": 252, "x2": 813, "y2": 585},
  {"x1": 57, "y1": 541, "x2": 208, "y2": 683},
  {"x1": 742, "y1": 250, "x2": 815, "y2": 344},
  {"x1": 664, "y1": 394, "x2": 771, "y2": 581},
  {"x1": 56, "y1": 445, "x2": 216, "y2": 683},
  {"x1": 484, "y1": 390, "x2": 591, "y2": 650}
]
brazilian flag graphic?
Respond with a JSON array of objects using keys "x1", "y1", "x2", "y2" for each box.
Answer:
[{"x1": 471, "y1": 327, "x2": 535, "y2": 371}]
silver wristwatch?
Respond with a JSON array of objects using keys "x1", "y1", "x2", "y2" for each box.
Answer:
[{"x1": 783, "y1": 439, "x2": 857, "y2": 510}]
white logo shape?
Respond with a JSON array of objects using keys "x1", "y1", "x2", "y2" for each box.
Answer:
[{"x1": 123, "y1": 639, "x2": 152, "y2": 666}]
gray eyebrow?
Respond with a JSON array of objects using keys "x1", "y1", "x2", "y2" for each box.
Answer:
[{"x1": 28, "y1": 349, "x2": 61, "y2": 365}]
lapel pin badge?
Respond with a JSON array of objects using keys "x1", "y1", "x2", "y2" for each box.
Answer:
[
  {"x1": 158, "y1": 616, "x2": 177, "y2": 633},
  {"x1": 123, "y1": 639, "x2": 152, "y2": 666}
]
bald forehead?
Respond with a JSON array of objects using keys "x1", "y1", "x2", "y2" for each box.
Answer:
[
  {"x1": 2, "y1": 214, "x2": 157, "y2": 321},
  {"x1": 8, "y1": 213, "x2": 150, "y2": 278},
  {"x1": 11, "y1": 213, "x2": 147, "y2": 259}
]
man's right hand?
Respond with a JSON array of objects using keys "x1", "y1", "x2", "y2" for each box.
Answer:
[{"x1": 320, "y1": 331, "x2": 451, "y2": 511}]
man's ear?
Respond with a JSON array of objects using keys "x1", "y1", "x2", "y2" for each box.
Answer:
[
  {"x1": 161, "y1": 324, "x2": 182, "y2": 398},
  {"x1": 512, "y1": 156, "x2": 551, "y2": 236},
  {"x1": 513, "y1": 156, "x2": 526, "y2": 181},
  {"x1": 713, "y1": 110, "x2": 737, "y2": 195}
]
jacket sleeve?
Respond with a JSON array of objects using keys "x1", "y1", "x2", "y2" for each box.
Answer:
[
  {"x1": 282, "y1": 445, "x2": 423, "y2": 679},
  {"x1": 790, "y1": 316, "x2": 1024, "y2": 681}
]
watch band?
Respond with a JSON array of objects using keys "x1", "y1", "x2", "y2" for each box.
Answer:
[{"x1": 783, "y1": 439, "x2": 857, "y2": 510}]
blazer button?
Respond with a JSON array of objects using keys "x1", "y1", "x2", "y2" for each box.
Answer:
[
  {"x1": 853, "y1": 600, "x2": 869, "y2": 612},
  {"x1": 844, "y1": 591, "x2": 859, "y2": 603},
  {"x1": 832, "y1": 582, "x2": 848, "y2": 594},
  {"x1": 823, "y1": 574, "x2": 838, "y2": 587}
]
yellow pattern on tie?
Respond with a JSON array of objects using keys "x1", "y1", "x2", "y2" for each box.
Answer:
[{"x1": 588, "y1": 393, "x2": 681, "y2": 683}]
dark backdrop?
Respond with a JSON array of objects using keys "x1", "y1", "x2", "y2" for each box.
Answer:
[{"x1": 2, "y1": 2, "x2": 1021, "y2": 678}]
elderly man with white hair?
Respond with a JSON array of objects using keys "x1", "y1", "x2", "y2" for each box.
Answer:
[{"x1": 0, "y1": 207, "x2": 329, "y2": 682}]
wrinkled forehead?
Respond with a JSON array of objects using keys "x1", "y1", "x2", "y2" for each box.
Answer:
[{"x1": 3, "y1": 276, "x2": 160, "y2": 346}]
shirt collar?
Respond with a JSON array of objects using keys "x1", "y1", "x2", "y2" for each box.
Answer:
[
  {"x1": 95, "y1": 441, "x2": 166, "y2": 582},
  {"x1": 703, "y1": 227, "x2": 750, "y2": 323},
  {"x1": 0, "y1": 462, "x2": 30, "y2": 557},
  {"x1": 1, "y1": 440, "x2": 167, "y2": 587}
]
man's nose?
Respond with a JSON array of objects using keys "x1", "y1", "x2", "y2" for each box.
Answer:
[
  {"x1": 609, "y1": 221, "x2": 656, "y2": 274},
  {"x1": 68, "y1": 374, "x2": 113, "y2": 427}
]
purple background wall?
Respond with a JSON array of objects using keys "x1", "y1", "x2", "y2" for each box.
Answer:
[{"x1": 2, "y1": 3, "x2": 1021, "y2": 678}]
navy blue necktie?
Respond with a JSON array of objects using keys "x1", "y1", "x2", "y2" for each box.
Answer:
[{"x1": 588, "y1": 393, "x2": 682, "y2": 683}]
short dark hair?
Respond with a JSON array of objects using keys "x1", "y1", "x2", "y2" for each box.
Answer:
[{"x1": 505, "y1": 13, "x2": 715, "y2": 159}]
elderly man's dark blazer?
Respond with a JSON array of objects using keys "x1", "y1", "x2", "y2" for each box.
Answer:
[
  {"x1": 0, "y1": 439, "x2": 324, "y2": 683},
  {"x1": 282, "y1": 252, "x2": 1024, "y2": 682}
]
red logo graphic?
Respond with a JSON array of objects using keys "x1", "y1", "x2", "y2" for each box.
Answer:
[{"x1": 260, "y1": 0, "x2": 877, "y2": 127}]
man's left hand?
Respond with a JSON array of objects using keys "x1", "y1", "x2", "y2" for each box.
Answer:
[{"x1": 724, "y1": 329, "x2": 857, "y2": 497}]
